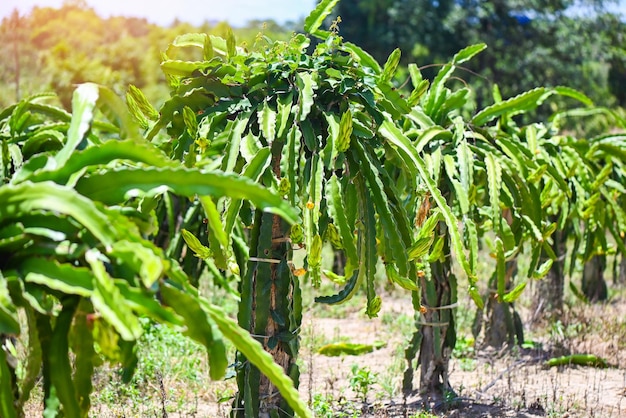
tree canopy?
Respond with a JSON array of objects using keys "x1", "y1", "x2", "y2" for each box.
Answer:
[
  {"x1": 334, "y1": 0, "x2": 626, "y2": 109},
  {"x1": 0, "y1": 2, "x2": 293, "y2": 110}
]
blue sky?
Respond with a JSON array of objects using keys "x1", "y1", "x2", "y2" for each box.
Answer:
[
  {"x1": 1, "y1": 0, "x2": 624, "y2": 27},
  {"x1": 0, "y1": 0, "x2": 318, "y2": 27}
]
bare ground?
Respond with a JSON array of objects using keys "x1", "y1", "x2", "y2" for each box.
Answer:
[
  {"x1": 22, "y1": 288, "x2": 626, "y2": 417},
  {"x1": 297, "y1": 291, "x2": 626, "y2": 417}
]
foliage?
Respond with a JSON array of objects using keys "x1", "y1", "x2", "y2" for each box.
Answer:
[
  {"x1": 0, "y1": 84, "x2": 311, "y2": 417},
  {"x1": 0, "y1": 2, "x2": 294, "y2": 110},
  {"x1": 334, "y1": 0, "x2": 461, "y2": 65},
  {"x1": 1, "y1": 1, "x2": 625, "y2": 417},
  {"x1": 333, "y1": 0, "x2": 626, "y2": 109},
  {"x1": 149, "y1": 28, "x2": 427, "y2": 305},
  {"x1": 393, "y1": 46, "x2": 597, "y2": 392},
  {"x1": 138, "y1": 0, "x2": 468, "y2": 413},
  {"x1": 345, "y1": 5, "x2": 625, "y2": 388},
  {"x1": 136, "y1": 0, "x2": 626, "y2": 404},
  {"x1": 521, "y1": 107, "x2": 626, "y2": 306}
]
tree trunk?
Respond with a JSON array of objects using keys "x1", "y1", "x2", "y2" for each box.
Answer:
[
  {"x1": 233, "y1": 211, "x2": 301, "y2": 418},
  {"x1": 617, "y1": 237, "x2": 626, "y2": 285},
  {"x1": 478, "y1": 261, "x2": 523, "y2": 348},
  {"x1": 617, "y1": 254, "x2": 626, "y2": 285},
  {"x1": 533, "y1": 228, "x2": 566, "y2": 320},
  {"x1": 10, "y1": 10, "x2": 21, "y2": 102},
  {"x1": 418, "y1": 258, "x2": 456, "y2": 398},
  {"x1": 232, "y1": 143, "x2": 301, "y2": 417},
  {"x1": 482, "y1": 298, "x2": 510, "y2": 347},
  {"x1": 582, "y1": 254, "x2": 608, "y2": 302},
  {"x1": 404, "y1": 232, "x2": 457, "y2": 402}
]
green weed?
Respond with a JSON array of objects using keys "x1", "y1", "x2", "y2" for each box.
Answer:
[
  {"x1": 409, "y1": 412, "x2": 439, "y2": 418},
  {"x1": 349, "y1": 364, "x2": 378, "y2": 404},
  {"x1": 91, "y1": 318, "x2": 219, "y2": 415},
  {"x1": 452, "y1": 335, "x2": 475, "y2": 358}
]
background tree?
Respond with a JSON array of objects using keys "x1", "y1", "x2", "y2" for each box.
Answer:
[
  {"x1": 392, "y1": 56, "x2": 595, "y2": 396},
  {"x1": 573, "y1": 126, "x2": 626, "y2": 302},
  {"x1": 0, "y1": 10, "x2": 35, "y2": 104},
  {"x1": 334, "y1": 0, "x2": 461, "y2": 66},
  {"x1": 0, "y1": 2, "x2": 294, "y2": 110},
  {"x1": 334, "y1": 0, "x2": 626, "y2": 109},
  {"x1": 524, "y1": 107, "x2": 626, "y2": 316}
]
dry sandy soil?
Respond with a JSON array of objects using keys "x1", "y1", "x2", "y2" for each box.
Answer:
[
  {"x1": 25, "y1": 286, "x2": 626, "y2": 417},
  {"x1": 297, "y1": 291, "x2": 626, "y2": 417}
]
